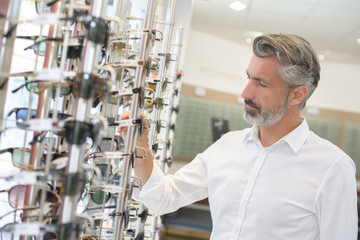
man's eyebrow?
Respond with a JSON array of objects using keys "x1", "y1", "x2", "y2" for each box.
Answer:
[{"x1": 246, "y1": 70, "x2": 271, "y2": 85}]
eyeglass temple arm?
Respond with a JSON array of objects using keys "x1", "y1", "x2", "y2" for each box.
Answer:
[
  {"x1": 0, "y1": 148, "x2": 12, "y2": 154},
  {"x1": 24, "y1": 37, "x2": 64, "y2": 51},
  {"x1": 6, "y1": 109, "x2": 16, "y2": 117},
  {"x1": 12, "y1": 80, "x2": 43, "y2": 94},
  {"x1": 11, "y1": 83, "x2": 27, "y2": 93}
]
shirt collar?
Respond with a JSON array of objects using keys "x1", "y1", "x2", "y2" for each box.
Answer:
[{"x1": 243, "y1": 118, "x2": 310, "y2": 154}]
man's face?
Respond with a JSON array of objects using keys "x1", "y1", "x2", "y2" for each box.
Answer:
[{"x1": 241, "y1": 55, "x2": 289, "y2": 126}]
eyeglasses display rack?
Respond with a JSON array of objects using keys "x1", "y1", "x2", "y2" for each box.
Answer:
[{"x1": 0, "y1": 0, "x2": 184, "y2": 239}]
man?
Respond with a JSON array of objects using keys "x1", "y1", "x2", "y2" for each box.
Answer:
[{"x1": 120, "y1": 33, "x2": 357, "y2": 239}]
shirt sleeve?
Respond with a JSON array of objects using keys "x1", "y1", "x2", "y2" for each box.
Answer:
[
  {"x1": 132, "y1": 155, "x2": 209, "y2": 216},
  {"x1": 315, "y1": 155, "x2": 358, "y2": 240}
]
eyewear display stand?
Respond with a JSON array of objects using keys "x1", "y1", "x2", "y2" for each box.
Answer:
[{"x1": 0, "y1": 0, "x2": 183, "y2": 240}]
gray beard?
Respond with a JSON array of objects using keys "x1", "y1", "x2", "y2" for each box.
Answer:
[{"x1": 243, "y1": 98, "x2": 288, "y2": 126}]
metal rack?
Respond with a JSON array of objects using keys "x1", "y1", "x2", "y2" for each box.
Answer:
[{"x1": 0, "y1": 0, "x2": 184, "y2": 239}]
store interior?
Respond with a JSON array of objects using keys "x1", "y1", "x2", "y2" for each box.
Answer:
[{"x1": 0, "y1": 0, "x2": 359, "y2": 239}]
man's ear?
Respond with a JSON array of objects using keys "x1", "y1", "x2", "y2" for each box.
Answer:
[{"x1": 289, "y1": 85, "x2": 308, "y2": 106}]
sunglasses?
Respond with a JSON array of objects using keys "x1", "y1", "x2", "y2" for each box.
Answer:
[
  {"x1": 61, "y1": 118, "x2": 106, "y2": 146},
  {"x1": 0, "y1": 147, "x2": 67, "y2": 170},
  {"x1": 86, "y1": 163, "x2": 113, "y2": 205},
  {"x1": 90, "y1": 188, "x2": 112, "y2": 205},
  {"x1": 73, "y1": 72, "x2": 110, "y2": 100},
  {"x1": 21, "y1": 116, "x2": 106, "y2": 147},
  {"x1": 35, "y1": 0, "x2": 90, "y2": 16},
  {"x1": 60, "y1": 171, "x2": 87, "y2": 197}
]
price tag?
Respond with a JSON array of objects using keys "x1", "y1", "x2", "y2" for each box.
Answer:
[
  {"x1": 102, "y1": 185, "x2": 125, "y2": 194},
  {"x1": 114, "y1": 88, "x2": 134, "y2": 96},
  {"x1": 25, "y1": 119, "x2": 55, "y2": 131},
  {"x1": 13, "y1": 223, "x2": 44, "y2": 235},
  {"x1": 118, "y1": 60, "x2": 144, "y2": 67},
  {"x1": 35, "y1": 69, "x2": 76, "y2": 81},
  {"x1": 51, "y1": 156, "x2": 68, "y2": 170},
  {"x1": 114, "y1": 118, "x2": 138, "y2": 127},
  {"x1": 102, "y1": 151, "x2": 127, "y2": 159},
  {"x1": 126, "y1": 28, "x2": 149, "y2": 35},
  {"x1": 91, "y1": 212, "x2": 111, "y2": 220},
  {"x1": 5, "y1": 171, "x2": 40, "y2": 184},
  {"x1": 32, "y1": 14, "x2": 61, "y2": 25}
]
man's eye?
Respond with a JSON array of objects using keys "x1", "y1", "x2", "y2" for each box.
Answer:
[{"x1": 256, "y1": 81, "x2": 266, "y2": 87}]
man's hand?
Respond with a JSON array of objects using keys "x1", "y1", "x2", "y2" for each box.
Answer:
[
  {"x1": 117, "y1": 111, "x2": 150, "y2": 149},
  {"x1": 117, "y1": 111, "x2": 153, "y2": 187}
]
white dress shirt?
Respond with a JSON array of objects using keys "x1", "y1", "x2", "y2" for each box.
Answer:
[{"x1": 135, "y1": 119, "x2": 358, "y2": 240}]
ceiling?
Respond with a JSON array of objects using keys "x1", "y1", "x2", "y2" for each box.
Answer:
[{"x1": 190, "y1": 0, "x2": 360, "y2": 64}]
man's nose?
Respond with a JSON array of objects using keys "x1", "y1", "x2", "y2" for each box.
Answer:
[{"x1": 241, "y1": 81, "x2": 254, "y2": 100}]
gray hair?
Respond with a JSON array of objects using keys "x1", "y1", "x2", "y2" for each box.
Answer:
[{"x1": 253, "y1": 33, "x2": 321, "y2": 110}]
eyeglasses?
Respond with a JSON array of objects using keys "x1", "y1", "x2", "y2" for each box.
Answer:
[
  {"x1": 7, "y1": 108, "x2": 71, "y2": 129},
  {"x1": 7, "y1": 108, "x2": 36, "y2": 128},
  {"x1": 145, "y1": 97, "x2": 166, "y2": 110},
  {"x1": 0, "y1": 147, "x2": 68, "y2": 170},
  {"x1": 0, "y1": 185, "x2": 61, "y2": 211},
  {"x1": 11, "y1": 78, "x2": 73, "y2": 97},
  {"x1": 96, "y1": 137, "x2": 123, "y2": 152},
  {"x1": 24, "y1": 36, "x2": 84, "y2": 61},
  {"x1": 34, "y1": 0, "x2": 91, "y2": 15},
  {"x1": 0, "y1": 147, "x2": 31, "y2": 169},
  {"x1": 72, "y1": 72, "x2": 110, "y2": 100},
  {"x1": 85, "y1": 163, "x2": 113, "y2": 205}
]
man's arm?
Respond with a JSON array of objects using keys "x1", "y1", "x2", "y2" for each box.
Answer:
[
  {"x1": 118, "y1": 111, "x2": 209, "y2": 215},
  {"x1": 315, "y1": 156, "x2": 357, "y2": 240}
]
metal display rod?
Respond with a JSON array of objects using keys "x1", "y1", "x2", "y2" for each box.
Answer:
[
  {"x1": 58, "y1": 0, "x2": 107, "y2": 239},
  {"x1": 149, "y1": 25, "x2": 184, "y2": 240},
  {"x1": 113, "y1": 0, "x2": 158, "y2": 239},
  {"x1": 136, "y1": 1, "x2": 177, "y2": 238},
  {"x1": 0, "y1": 0, "x2": 21, "y2": 127}
]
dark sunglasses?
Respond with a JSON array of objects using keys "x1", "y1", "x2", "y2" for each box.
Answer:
[
  {"x1": 61, "y1": 119, "x2": 104, "y2": 145},
  {"x1": 73, "y1": 72, "x2": 110, "y2": 100}
]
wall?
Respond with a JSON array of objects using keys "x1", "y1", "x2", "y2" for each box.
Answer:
[{"x1": 182, "y1": 29, "x2": 360, "y2": 114}]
